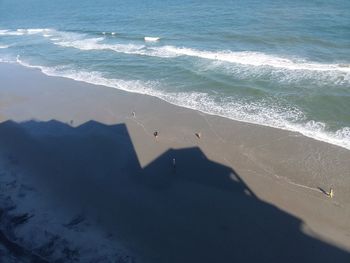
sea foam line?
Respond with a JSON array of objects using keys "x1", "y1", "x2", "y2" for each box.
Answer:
[
  {"x1": 156, "y1": 46, "x2": 350, "y2": 73},
  {"x1": 14, "y1": 57, "x2": 350, "y2": 151},
  {"x1": 15, "y1": 56, "x2": 162, "y2": 96}
]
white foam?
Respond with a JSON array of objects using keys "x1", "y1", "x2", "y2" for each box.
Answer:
[
  {"x1": 49, "y1": 30, "x2": 90, "y2": 43},
  {"x1": 6, "y1": 27, "x2": 347, "y2": 77},
  {"x1": 157, "y1": 46, "x2": 350, "y2": 73},
  {"x1": 0, "y1": 28, "x2": 87, "y2": 48},
  {"x1": 42, "y1": 29, "x2": 144, "y2": 54},
  {"x1": 52, "y1": 35, "x2": 350, "y2": 76},
  {"x1": 0, "y1": 45, "x2": 9, "y2": 49},
  {"x1": 53, "y1": 37, "x2": 350, "y2": 81},
  {"x1": 0, "y1": 28, "x2": 53, "y2": 36},
  {"x1": 15, "y1": 56, "x2": 160, "y2": 96},
  {"x1": 144, "y1": 36, "x2": 160, "y2": 42},
  {"x1": 162, "y1": 92, "x2": 350, "y2": 150},
  {"x1": 53, "y1": 36, "x2": 178, "y2": 58},
  {"x1": 101, "y1": 32, "x2": 117, "y2": 36},
  {"x1": 2, "y1": 28, "x2": 168, "y2": 57},
  {"x1": 55, "y1": 37, "x2": 105, "y2": 50},
  {"x1": 14, "y1": 58, "x2": 350, "y2": 151},
  {"x1": 0, "y1": 29, "x2": 24, "y2": 36},
  {"x1": 206, "y1": 58, "x2": 350, "y2": 86},
  {"x1": 25, "y1": 28, "x2": 52, "y2": 34}
]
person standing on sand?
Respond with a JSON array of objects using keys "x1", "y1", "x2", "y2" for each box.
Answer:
[
  {"x1": 329, "y1": 188, "x2": 334, "y2": 198},
  {"x1": 154, "y1": 131, "x2": 158, "y2": 139},
  {"x1": 172, "y1": 158, "x2": 176, "y2": 173}
]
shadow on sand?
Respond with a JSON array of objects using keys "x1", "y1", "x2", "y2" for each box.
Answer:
[{"x1": 0, "y1": 120, "x2": 349, "y2": 263}]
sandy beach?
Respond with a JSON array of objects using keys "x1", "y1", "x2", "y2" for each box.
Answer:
[{"x1": 0, "y1": 62, "x2": 350, "y2": 262}]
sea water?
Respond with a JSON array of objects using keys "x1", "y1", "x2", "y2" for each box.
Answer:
[{"x1": 0, "y1": 0, "x2": 349, "y2": 149}]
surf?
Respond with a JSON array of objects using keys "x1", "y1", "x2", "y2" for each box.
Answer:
[
  {"x1": 13, "y1": 57, "x2": 350, "y2": 151},
  {"x1": 3, "y1": 27, "x2": 349, "y2": 75},
  {"x1": 156, "y1": 46, "x2": 350, "y2": 73}
]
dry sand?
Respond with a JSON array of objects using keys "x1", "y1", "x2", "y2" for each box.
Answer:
[{"x1": 0, "y1": 62, "x2": 349, "y2": 262}]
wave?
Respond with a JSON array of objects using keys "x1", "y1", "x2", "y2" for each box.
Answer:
[
  {"x1": 205, "y1": 58, "x2": 350, "y2": 87},
  {"x1": 36, "y1": 29, "x2": 154, "y2": 56},
  {"x1": 14, "y1": 57, "x2": 350, "y2": 151},
  {"x1": 0, "y1": 29, "x2": 23, "y2": 36},
  {"x1": 48, "y1": 30, "x2": 350, "y2": 73},
  {"x1": 144, "y1": 36, "x2": 160, "y2": 42},
  {"x1": 52, "y1": 36, "x2": 178, "y2": 58},
  {"x1": 0, "y1": 45, "x2": 9, "y2": 49},
  {"x1": 3, "y1": 27, "x2": 349, "y2": 75},
  {"x1": 51, "y1": 35, "x2": 350, "y2": 80},
  {"x1": 54, "y1": 38, "x2": 350, "y2": 75},
  {"x1": 0, "y1": 28, "x2": 52, "y2": 36},
  {"x1": 155, "y1": 46, "x2": 350, "y2": 73},
  {"x1": 102, "y1": 31, "x2": 117, "y2": 36},
  {"x1": 18, "y1": 28, "x2": 52, "y2": 34},
  {"x1": 15, "y1": 56, "x2": 161, "y2": 96}
]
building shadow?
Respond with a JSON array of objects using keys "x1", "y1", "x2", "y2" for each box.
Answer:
[{"x1": 0, "y1": 120, "x2": 349, "y2": 263}]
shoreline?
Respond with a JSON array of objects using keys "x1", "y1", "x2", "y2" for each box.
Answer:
[
  {"x1": 9, "y1": 58, "x2": 350, "y2": 152},
  {"x1": 1, "y1": 62, "x2": 350, "y2": 262}
]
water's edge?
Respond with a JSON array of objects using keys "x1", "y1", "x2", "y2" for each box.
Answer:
[{"x1": 2, "y1": 60, "x2": 349, "y2": 152}]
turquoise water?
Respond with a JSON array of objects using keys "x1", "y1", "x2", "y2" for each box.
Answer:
[{"x1": 0, "y1": 0, "x2": 349, "y2": 149}]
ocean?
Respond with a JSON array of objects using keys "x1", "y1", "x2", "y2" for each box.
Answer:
[{"x1": 0, "y1": 0, "x2": 349, "y2": 149}]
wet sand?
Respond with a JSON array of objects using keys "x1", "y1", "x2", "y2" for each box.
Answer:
[{"x1": 0, "y1": 62, "x2": 349, "y2": 262}]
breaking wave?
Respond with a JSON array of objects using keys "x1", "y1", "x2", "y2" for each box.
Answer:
[
  {"x1": 35, "y1": 30, "x2": 175, "y2": 57},
  {"x1": 53, "y1": 36, "x2": 350, "y2": 73},
  {"x1": 102, "y1": 31, "x2": 116, "y2": 36},
  {"x1": 2, "y1": 28, "x2": 349, "y2": 77},
  {"x1": 144, "y1": 36, "x2": 160, "y2": 42},
  {"x1": 50, "y1": 34, "x2": 350, "y2": 85},
  {"x1": 0, "y1": 28, "x2": 52, "y2": 36},
  {"x1": 156, "y1": 46, "x2": 350, "y2": 73}
]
